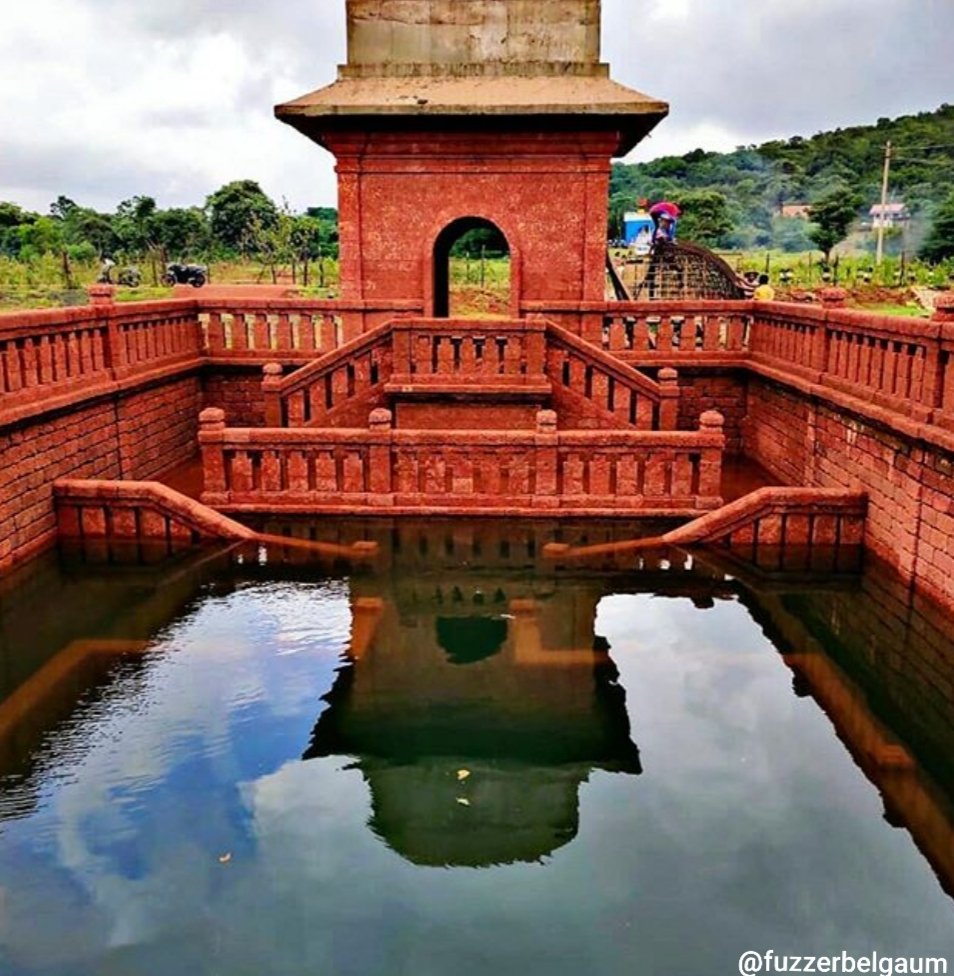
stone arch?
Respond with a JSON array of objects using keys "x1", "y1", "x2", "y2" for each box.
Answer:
[{"x1": 425, "y1": 213, "x2": 521, "y2": 318}]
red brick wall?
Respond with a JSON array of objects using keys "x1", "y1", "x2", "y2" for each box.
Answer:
[
  {"x1": 0, "y1": 375, "x2": 202, "y2": 571},
  {"x1": 674, "y1": 370, "x2": 747, "y2": 454},
  {"x1": 744, "y1": 377, "x2": 954, "y2": 608},
  {"x1": 328, "y1": 131, "x2": 615, "y2": 311},
  {"x1": 202, "y1": 368, "x2": 267, "y2": 427}
]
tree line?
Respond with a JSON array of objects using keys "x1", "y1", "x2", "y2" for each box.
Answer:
[
  {"x1": 610, "y1": 103, "x2": 954, "y2": 261},
  {"x1": 0, "y1": 180, "x2": 340, "y2": 287}
]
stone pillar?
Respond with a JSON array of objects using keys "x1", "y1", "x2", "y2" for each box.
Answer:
[
  {"x1": 87, "y1": 283, "x2": 116, "y2": 306},
  {"x1": 819, "y1": 287, "x2": 848, "y2": 309},
  {"x1": 262, "y1": 362, "x2": 284, "y2": 427},
  {"x1": 368, "y1": 408, "x2": 394, "y2": 499},
  {"x1": 199, "y1": 408, "x2": 227, "y2": 500},
  {"x1": 933, "y1": 292, "x2": 954, "y2": 324},
  {"x1": 534, "y1": 409, "x2": 559, "y2": 508},
  {"x1": 658, "y1": 367, "x2": 680, "y2": 431},
  {"x1": 698, "y1": 409, "x2": 725, "y2": 509}
]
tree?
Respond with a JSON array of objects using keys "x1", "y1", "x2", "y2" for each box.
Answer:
[
  {"x1": 206, "y1": 180, "x2": 278, "y2": 255},
  {"x1": 921, "y1": 192, "x2": 954, "y2": 263},
  {"x1": 678, "y1": 189, "x2": 733, "y2": 247},
  {"x1": 808, "y1": 188, "x2": 862, "y2": 262},
  {"x1": 151, "y1": 208, "x2": 210, "y2": 261}
]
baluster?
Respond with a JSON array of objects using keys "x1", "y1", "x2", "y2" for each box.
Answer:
[
  {"x1": 437, "y1": 336, "x2": 454, "y2": 376},
  {"x1": 909, "y1": 347, "x2": 926, "y2": 405},
  {"x1": 315, "y1": 451, "x2": 337, "y2": 492},
  {"x1": 895, "y1": 344, "x2": 913, "y2": 399},
  {"x1": 460, "y1": 336, "x2": 477, "y2": 376},
  {"x1": 672, "y1": 453, "x2": 693, "y2": 499},
  {"x1": 415, "y1": 334, "x2": 433, "y2": 375},
  {"x1": 616, "y1": 455, "x2": 639, "y2": 497},
  {"x1": 287, "y1": 391, "x2": 306, "y2": 426},
  {"x1": 232, "y1": 313, "x2": 249, "y2": 352},
  {"x1": 608, "y1": 317, "x2": 626, "y2": 351},
  {"x1": 37, "y1": 335, "x2": 54, "y2": 384},
  {"x1": 644, "y1": 455, "x2": 668, "y2": 497},
  {"x1": 504, "y1": 336, "x2": 522, "y2": 376},
  {"x1": 298, "y1": 312, "x2": 315, "y2": 352},
  {"x1": 275, "y1": 312, "x2": 292, "y2": 351},
  {"x1": 287, "y1": 451, "x2": 309, "y2": 494},
  {"x1": 3, "y1": 341, "x2": 22, "y2": 392},
  {"x1": 20, "y1": 337, "x2": 37, "y2": 387},
  {"x1": 318, "y1": 314, "x2": 336, "y2": 351},
  {"x1": 341, "y1": 452, "x2": 365, "y2": 494},
  {"x1": 231, "y1": 451, "x2": 254, "y2": 494},
  {"x1": 207, "y1": 311, "x2": 225, "y2": 353},
  {"x1": 589, "y1": 455, "x2": 611, "y2": 497},
  {"x1": 262, "y1": 451, "x2": 282, "y2": 492}
]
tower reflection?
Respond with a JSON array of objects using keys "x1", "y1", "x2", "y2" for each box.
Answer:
[{"x1": 304, "y1": 570, "x2": 642, "y2": 867}]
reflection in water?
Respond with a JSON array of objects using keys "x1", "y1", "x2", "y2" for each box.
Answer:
[
  {"x1": 0, "y1": 521, "x2": 952, "y2": 972},
  {"x1": 304, "y1": 577, "x2": 641, "y2": 867}
]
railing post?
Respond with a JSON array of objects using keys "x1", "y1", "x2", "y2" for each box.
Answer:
[
  {"x1": 262, "y1": 362, "x2": 283, "y2": 427},
  {"x1": 368, "y1": 408, "x2": 394, "y2": 500},
  {"x1": 658, "y1": 367, "x2": 680, "y2": 430},
  {"x1": 199, "y1": 407, "x2": 227, "y2": 500},
  {"x1": 698, "y1": 409, "x2": 725, "y2": 509},
  {"x1": 932, "y1": 294, "x2": 954, "y2": 425},
  {"x1": 534, "y1": 409, "x2": 559, "y2": 509},
  {"x1": 88, "y1": 284, "x2": 124, "y2": 373}
]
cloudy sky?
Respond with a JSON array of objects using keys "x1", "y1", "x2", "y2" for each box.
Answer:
[{"x1": 1, "y1": 0, "x2": 952, "y2": 215}]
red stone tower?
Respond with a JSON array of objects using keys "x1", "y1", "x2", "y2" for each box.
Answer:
[{"x1": 277, "y1": 0, "x2": 667, "y2": 316}]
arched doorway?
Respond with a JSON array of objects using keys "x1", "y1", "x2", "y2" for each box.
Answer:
[{"x1": 432, "y1": 217, "x2": 512, "y2": 318}]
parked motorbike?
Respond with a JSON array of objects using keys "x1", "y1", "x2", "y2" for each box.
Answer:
[
  {"x1": 162, "y1": 263, "x2": 207, "y2": 288},
  {"x1": 117, "y1": 266, "x2": 142, "y2": 287}
]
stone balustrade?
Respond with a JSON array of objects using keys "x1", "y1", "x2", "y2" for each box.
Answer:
[{"x1": 199, "y1": 407, "x2": 725, "y2": 515}]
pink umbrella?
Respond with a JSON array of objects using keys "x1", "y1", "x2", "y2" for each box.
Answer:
[{"x1": 650, "y1": 201, "x2": 681, "y2": 218}]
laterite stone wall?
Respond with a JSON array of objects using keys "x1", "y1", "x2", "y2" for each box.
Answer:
[
  {"x1": 0, "y1": 375, "x2": 202, "y2": 571},
  {"x1": 744, "y1": 377, "x2": 954, "y2": 609}
]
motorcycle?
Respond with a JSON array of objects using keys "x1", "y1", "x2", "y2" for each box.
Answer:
[{"x1": 162, "y1": 263, "x2": 208, "y2": 288}]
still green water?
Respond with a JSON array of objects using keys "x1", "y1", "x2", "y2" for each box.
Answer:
[{"x1": 0, "y1": 521, "x2": 951, "y2": 975}]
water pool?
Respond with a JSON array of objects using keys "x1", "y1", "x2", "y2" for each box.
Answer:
[{"x1": 0, "y1": 522, "x2": 951, "y2": 975}]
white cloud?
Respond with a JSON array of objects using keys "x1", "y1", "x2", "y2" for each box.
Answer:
[{"x1": 0, "y1": 0, "x2": 952, "y2": 213}]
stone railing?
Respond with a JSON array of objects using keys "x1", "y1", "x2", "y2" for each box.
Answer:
[
  {"x1": 199, "y1": 407, "x2": 726, "y2": 515},
  {"x1": 751, "y1": 295, "x2": 954, "y2": 430},
  {"x1": 523, "y1": 300, "x2": 752, "y2": 361},
  {"x1": 201, "y1": 298, "x2": 423, "y2": 361},
  {"x1": 544, "y1": 487, "x2": 867, "y2": 561},
  {"x1": 387, "y1": 317, "x2": 547, "y2": 389},
  {"x1": 263, "y1": 321, "x2": 395, "y2": 427},
  {"x1": 0, "y1": 291, "x2": 203, "y2": 425},
  {"x1": 543, "y1": 320, "x2": 678, "y2": 430}
]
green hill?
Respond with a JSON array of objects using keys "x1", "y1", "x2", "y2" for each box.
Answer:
[{"x1": 610, "y1": 104, "x2": 954, "y2": 252}]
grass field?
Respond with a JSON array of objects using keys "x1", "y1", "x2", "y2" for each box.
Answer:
[{"x1": 1, "y1": 250, "x2": 946, "y2": 315}]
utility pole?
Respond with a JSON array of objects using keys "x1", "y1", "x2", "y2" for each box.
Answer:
[{"x1": 875, "y1": 140, "x2": 892, "y2": 266}]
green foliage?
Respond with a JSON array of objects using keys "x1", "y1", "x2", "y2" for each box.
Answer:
[
  {"x1": 678, "y1": 189, "x2": 733, "y2": 247},
  {"x1": 449, "y1": 226, "x2": 509, "y2": 258},
  {"x1": 921, "y1": 192, "x2": 954, "y2": 262},
  {"x1": 610, "y1": 104, "x2": 954, "y2": 256},
  {"x1": 808, "y1": 188, "x2": 863, "y2": 261},
  {"x1": 205, "y1": 180, "x2": 278, "y2": 255}
]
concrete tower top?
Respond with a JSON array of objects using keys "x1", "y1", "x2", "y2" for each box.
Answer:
[
  {"x1": 276, "y1": 0, "x2": 668, "y2": 155},
  {"x1": 344, "y1": 0, "x2": 602, "y2": 77}
]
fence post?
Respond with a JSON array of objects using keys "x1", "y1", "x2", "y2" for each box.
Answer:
[
  {"x1": 534, "y1": 409, "x2": 559, "y2": 509},
  {"x1": 658, "y1": 367, "x2": 680, "y2": 430},
  {"x1": 368, "y1": 408, "x2": 394, "y2": 501},
  {"x1": 698, "y1": 409, "x2": 725, "y2": 509},
  {"x1": 199, "y1": 407, "x2": 227, "y2": 500},
  {"x1": 262, "y1": 362, "x2": 284, "y2": 426}
]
